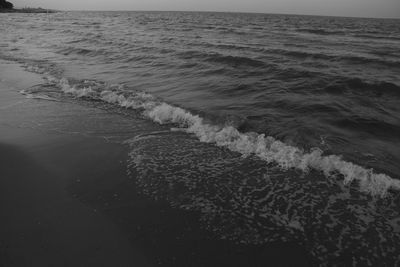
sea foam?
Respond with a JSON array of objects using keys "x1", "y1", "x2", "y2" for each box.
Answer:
[
  {"x1": 25, "y1": 71, "x2": 400, "y2": 197},
  {"x1": 145, "y1": 102, "x2": 400, "y2": 197}
]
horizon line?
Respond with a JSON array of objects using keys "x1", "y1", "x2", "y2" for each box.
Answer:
[{"x1": 14, "y1": 7, "x2": 400, "y2": 20}]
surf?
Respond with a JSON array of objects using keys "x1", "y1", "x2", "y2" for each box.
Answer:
[{"x1": 22, "y1": 66, "x2": 400, "y2": 197}]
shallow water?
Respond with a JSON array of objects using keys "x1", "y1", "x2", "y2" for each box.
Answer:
[{"x1": 1, "y1": 11, "x2": 400, "y2": 265}]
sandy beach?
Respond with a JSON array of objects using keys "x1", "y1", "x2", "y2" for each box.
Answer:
[
  {"x1": 0, "y1": 60, "x2": 311, "y2": 266},
  {"x1": 0, "y1": 60, "x2": 152, "y2": 266}
]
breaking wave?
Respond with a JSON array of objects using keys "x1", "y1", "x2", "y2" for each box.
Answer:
[{"x1": 25, "y1": 66, "x2": 400, "y2": 197}]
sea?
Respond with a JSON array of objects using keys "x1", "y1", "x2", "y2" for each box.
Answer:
[{"x1": 1, "y1": 11, "x2": 400, "y2": 265}]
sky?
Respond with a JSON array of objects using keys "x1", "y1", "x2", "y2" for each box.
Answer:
[{"x1": 12, "y1": 0, "x2": 400, "y2": 19}]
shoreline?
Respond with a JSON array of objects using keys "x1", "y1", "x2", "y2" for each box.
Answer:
[
  {"x1": 0, "y1": 60, "x2": 151, "y2": 266},
  {"x1": 0, "y1": 59, "x2": 311, "y2": 266}
]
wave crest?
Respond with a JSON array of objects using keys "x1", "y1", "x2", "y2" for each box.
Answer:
[
  {"x1": 22, "y1": 67, "x2": 400, "y2": 197},
  {"x1": 137, "y1": 101, "x2": 400, "y2": 197}
]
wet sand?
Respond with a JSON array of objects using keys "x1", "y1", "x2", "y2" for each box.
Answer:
[
  {"x1": 0, "y1": 60, "x2": 151, "y2": 266},
  {"x1": 0, "y1": 60, "x2": 311, "y2": 266}
]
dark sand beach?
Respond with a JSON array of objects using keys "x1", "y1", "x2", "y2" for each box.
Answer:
[
  {"x1": 0, "y1": 60, "x2": 151, "y2": 266},
  {"x1": 0, "y1": 60, "x2": 310, "y2": 266}
]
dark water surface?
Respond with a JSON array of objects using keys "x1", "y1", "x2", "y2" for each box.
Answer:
[{"x1": 1, "y1": 11, "x2": 400, "y2": 265}]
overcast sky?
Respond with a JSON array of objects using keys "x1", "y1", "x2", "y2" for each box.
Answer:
[{"x1": 12, "y1": 0, "x2": 400, "y2": 18}]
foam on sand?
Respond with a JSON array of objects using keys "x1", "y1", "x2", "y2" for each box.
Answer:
[{"x1": 22, "y1": 70, "x2": 400, "y2": 197}]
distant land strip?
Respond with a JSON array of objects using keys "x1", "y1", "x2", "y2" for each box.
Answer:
[
  {"x1": 0, "y1": 8, "x2": 59, "y2": 13},
  {"x1": 0, "y1": 0, "x2": 58, "y2": 13}
]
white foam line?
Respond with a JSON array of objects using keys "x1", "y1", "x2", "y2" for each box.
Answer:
[
  {"x1": 32, "y1": 73, "x2": 400, "y2": 197},
  {"x1": 145, "y1": 103, "x2": 400, "y2": 197}
]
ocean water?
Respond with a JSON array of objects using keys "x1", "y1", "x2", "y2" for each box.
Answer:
[{"x1": 1, "y1": 11, "x2": 400, "y2": 265}]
